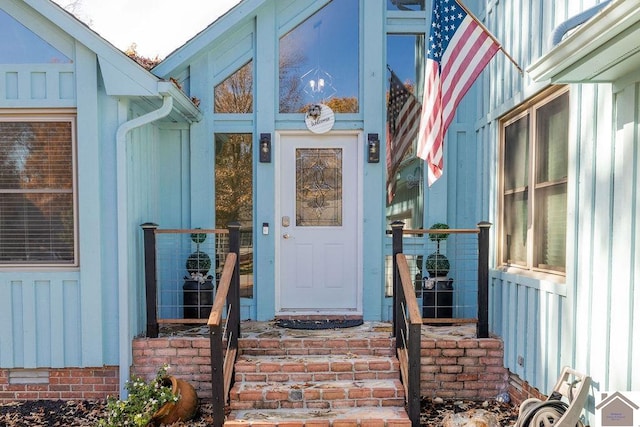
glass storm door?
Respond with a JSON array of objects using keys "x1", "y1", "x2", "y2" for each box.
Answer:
[{"x1": 277, "y1": 134, "x2": 360, "y2": 314}]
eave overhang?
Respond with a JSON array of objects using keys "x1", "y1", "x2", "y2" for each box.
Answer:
[{"x1": 527, "y1": 0, "x2": 640, "y2": 84}]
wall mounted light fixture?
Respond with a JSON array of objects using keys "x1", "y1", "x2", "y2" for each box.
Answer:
[
  {"x1": 259, "y1": 133, "x2": 271, "y2": 163},
  {"x1": 367, "y1": 133, "x2": 380, "y2": 163}
]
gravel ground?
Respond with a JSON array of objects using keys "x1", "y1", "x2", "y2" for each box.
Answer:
[{"x1": 0, "y1": 398, "x2": 518, "y2": 426}]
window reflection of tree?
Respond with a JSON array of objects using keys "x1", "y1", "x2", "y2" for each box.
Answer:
[
  {"x1": 214, "y1": 61, "x2": 254, "y2": 113},
  {"x1": 279, "y1": 0, "x2": 359, "y2": 114},
  {"x1": 214, "y1": 134, "x2": 253, "y2": 229},
  {"x1": 0, "y1": 121, "x2": 74, "y2": 263}
]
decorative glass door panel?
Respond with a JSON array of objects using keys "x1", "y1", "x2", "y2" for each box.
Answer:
[{"x1": 296, "y1": 148, "x2": 342, "y2": 227}]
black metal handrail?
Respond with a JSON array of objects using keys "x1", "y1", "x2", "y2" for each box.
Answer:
[
  {"x1": 141, "y1": 222, "x2": 241, "y2": 427},
  {"x1": 208, "y1": 223, "x2": 241, "y2": 427},
  {"x1": 391, "y1": 221, "x2": 491, "y2": 427}
]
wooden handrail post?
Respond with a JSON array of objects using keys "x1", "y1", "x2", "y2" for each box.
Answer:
[
  {"x1": 141, "y1": 223, "x2": 159, "y2": 338},
  {"x1": 210, "y1": 323, "x2": 225, "y2": 427},
  {"x1": 391, "y1": 221, "x2": 405, "y2": 341},
  {"x1": 477, "y1": 221, "x2": 491, "y2": 338},
  {"x1": 228, "y1": 222, "x2": 241, "y2": 344}
]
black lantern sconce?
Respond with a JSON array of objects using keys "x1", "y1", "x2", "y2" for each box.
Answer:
[
  {"x1": 367, "y1": 133, "x2": 380, "y2": 163},
  {"x1": 259, "y1": 133, "x2": 271, "y2": 163}
]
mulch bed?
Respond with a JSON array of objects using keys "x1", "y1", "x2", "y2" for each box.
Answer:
[{"x1": 0, "y1": 398, "x2": 518, "y2": 426}]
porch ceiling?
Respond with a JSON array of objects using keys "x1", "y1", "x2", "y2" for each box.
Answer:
[{"x1": 527, "y1": 0, "x2": 640, "y2": 84}]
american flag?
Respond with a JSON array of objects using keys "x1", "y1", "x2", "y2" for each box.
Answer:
[
  {"x1": 386, "y1": 70, "x2": 422, "y2": 203},
  {"x1": 417, "y1": 0, "x2": 500, "y2": 186}
]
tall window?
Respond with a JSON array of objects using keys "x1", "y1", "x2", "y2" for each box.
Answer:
[
  {"x1": 385, "y1": 34, "x2": 425, "y2": 229},
  {"x1": 501, "y1": 88, "x2": 569, "y2": 274},
  {"x1": 0, "y1": 114, "x2": 76, "y2": 265},
  {"x1": 279, "y1": 0, "x2": 359, "y2": 113},
  {"x1": 215, "y1": 133, "x2": 253, "y2": 297}
]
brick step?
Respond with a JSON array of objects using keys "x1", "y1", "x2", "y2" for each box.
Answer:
[
  {"x1": 229, "y1": 379, "x2": 405, "y2": 410},
  {"x1": 225, "y1": 406, "x2": 411, "y2": 427},
  {"x1": 234, "y1": 355, "x2": 400, "y2": 383},
  {"x1": 238, "y1": 333, "x2": 395, "y2": 357}
]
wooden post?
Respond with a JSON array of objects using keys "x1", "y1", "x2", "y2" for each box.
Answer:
[
  {"x1": 391, "y1": 221, "x2": 405, "y2": 342},
  {"x1": 141, "y1": 223, "x2": 159, "y2": 338},
  {"x1": 477, "y1": 222, "x2": 491, "y2": 338},
  {"x1": 227, "y1": 222, "x2": 241, "y2": 344}
]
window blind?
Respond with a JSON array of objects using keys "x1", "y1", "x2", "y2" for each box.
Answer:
[{"x1": 0, "y1": 120, "x2": 75, "y2": 264}]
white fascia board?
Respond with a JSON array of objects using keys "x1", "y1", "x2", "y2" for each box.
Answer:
[
  {"x1": 527, "y1": 0, "x2": 640, "y2": 82},
  {"x1": 158, "y1": 81, "x2": 203, "y2": 123},
  {"x1": 153, "y1": 0, "x2": 268, "y2": 77}
]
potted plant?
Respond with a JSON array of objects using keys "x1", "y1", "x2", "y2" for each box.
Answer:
[
  {"x1": 183, "y1": 230, "x2": 214, "y2": 319},
  {"x1": 99, "y1": 364, "x2": 198, "y2": 427},
  {"x1": 423, "y1": 223, "x2": 454, "y2": 319},
  {"x1": 425, "y1": 222, "x2": 450, "y2": 278}
]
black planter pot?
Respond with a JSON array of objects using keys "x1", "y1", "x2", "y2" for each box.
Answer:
[
  {"x1": 183, "y1": 278, "x2": 214, "y2": 319},
  {"x1": 422, "y1": 277, "x2": 453, "y2": 319}
]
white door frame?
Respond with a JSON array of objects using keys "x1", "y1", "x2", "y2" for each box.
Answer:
[{"x1": 274, "y1": 130, "x2": 364, "y2": 316}]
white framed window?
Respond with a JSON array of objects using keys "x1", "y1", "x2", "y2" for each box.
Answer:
[
  {"x1": 0, "y1": 112, "x2": 77, "y2": 266},
  {"x1": 499, "y1": 87, "x2": 569, "y2": 275}
]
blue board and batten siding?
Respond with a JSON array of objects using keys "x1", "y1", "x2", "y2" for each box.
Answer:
[
  {"x1": 0, "y1": 0, "x2": 185, "y2": 371},
  {"x1": 474, "y1": 0, "x2": 640, "y2": 409},
  {"x1": 0, "y1": 36, "x2": 109, "y2": 368}
]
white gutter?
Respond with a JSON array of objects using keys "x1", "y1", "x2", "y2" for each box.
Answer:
[{"x1": 116, "y1": 94, "x2": 174, "y2": 396}]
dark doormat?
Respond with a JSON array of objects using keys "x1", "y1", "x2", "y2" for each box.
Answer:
[{"x1": 275, "y1": 318, "x2": 364, "y2": 330}]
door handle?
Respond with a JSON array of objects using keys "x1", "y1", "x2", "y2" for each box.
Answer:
[{"x1": 283, "y1": 233, "x2": 292, "y2": 239}]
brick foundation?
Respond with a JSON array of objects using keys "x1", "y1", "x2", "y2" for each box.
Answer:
[
  {"x1": 132, "y1": 334, "x2": 509, "y2": 403},
  {"x1": 507, "y1": 370, "x2": 547, "y2": 404},
  {"x1": 420, "y1": 337, "x2": 508, "y2": 400},
  {"x1": 0, "y1": 366, "x2": 119, "y2": 402},
  {"x1": 131, "y1": 337, "x2": 213, "y2": 400}
]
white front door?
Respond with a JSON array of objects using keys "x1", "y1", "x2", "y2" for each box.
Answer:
[{"x1": 277, "y1": 133, "x2": 361, "y2": 314}]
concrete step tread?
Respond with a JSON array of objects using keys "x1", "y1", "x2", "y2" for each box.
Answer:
[
  {"x1": 235, "y1": 354, "x2": 399, "y2": 369},
  {"x1": 232, "y1": 379, "x2": 404, "y2": 391},
  {"x1": 226, "y1": 406, "x2": 411, "y2": 427}
]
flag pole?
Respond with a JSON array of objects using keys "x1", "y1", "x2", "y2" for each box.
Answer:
[{"x1": 455, "y1": 0, "x2": 524, "y2": 75}]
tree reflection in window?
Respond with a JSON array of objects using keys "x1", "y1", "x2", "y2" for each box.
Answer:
[
  {"x1": 214, "y1": 61, "x2": 253, "y2": 113},
  {"x1": 279, "y1": 0, "x2": 359, "y2": 113},
  {"x1": 215, "y1": 133, "x2": 254, "y2": 297}
]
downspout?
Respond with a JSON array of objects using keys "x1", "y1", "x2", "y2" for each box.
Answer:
[
  {"x1": 551, "y1": 0, "x2": 613, "y2": 46},
  {"x1": 116, "y1": 95, "x2": 173, "y2": 396}
]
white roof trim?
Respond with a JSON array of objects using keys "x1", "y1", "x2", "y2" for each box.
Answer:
[
  {"x1": 153, "y1": 0, "x2": 268, "y2": 76},
  {"x1": 20, "y1": 0, "x2": 201, "y2": 121},
  {"x1": 527, "y1": 0, "x2": 640, "y2": 83}
]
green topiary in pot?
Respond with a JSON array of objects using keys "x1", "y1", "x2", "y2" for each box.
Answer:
[
  {"x1": 428, "y1": 222, "x2": 450, "y2": 243},
  {"x1": 186, "y1": 250, "x2": 212, "y2": 277},
  {"x1": 425, "y1": 252, "x2": 450, "y2": 277},
  {"x1": 185, "y1": 229, "x2": 212, "y2": 280},
  {"x1": 426, "y1": 223, "x2": 450, "y2": 278}
]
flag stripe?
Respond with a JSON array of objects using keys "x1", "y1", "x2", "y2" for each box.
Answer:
[
  {"x1": 385, "y1": 70, "x2": 422, "y2": 202},
  {"x1": 417, "y1": 0, "x2": 500, "y2": 186}
]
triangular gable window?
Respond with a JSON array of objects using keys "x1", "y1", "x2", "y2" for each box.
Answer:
[
  {"x1": 0, "y1": 9, "x2": 72, "y2": 64},
  {"x1": 279, "y1": 0, "x2": 359, "y2": 113},
  {"x1": 214, "y1": 61, "x2": 253, "y2": 113}
]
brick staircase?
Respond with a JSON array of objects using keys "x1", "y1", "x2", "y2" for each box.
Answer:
[{"x1": 224, "y1": 324, "x2": 411, "y2": 427}]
